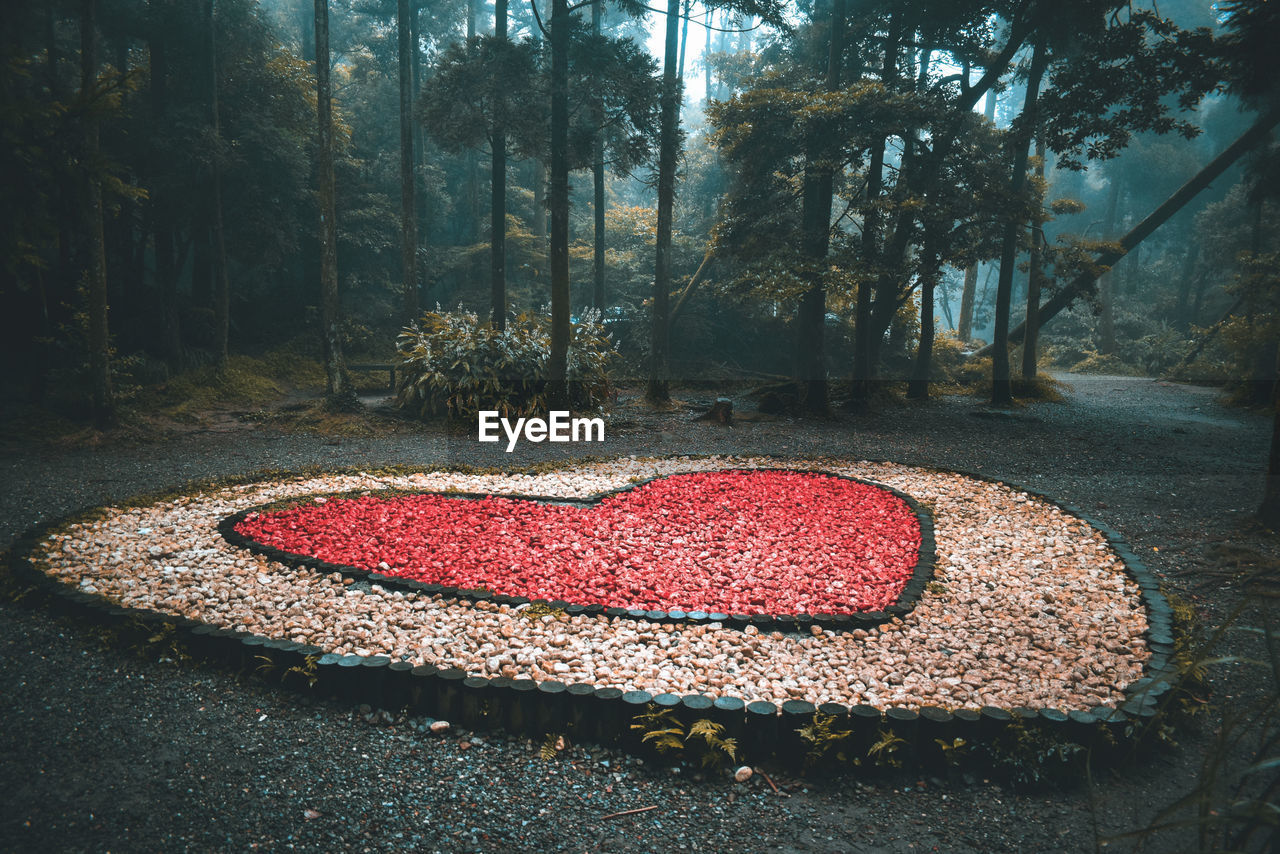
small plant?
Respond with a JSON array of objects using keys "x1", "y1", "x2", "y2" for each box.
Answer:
[
  {"x1": 982, "y1": 717, "x2": 1084, "y2": 785},
  {"x1": 798, "y1": 711, "x2": 852, "y2": 768},
  {"x1": 540, "y1": 732, "x2": 568, "y2": 761},
  {"x1": 284, "y1": 653, "x2": 320, "y2": 688},
  {"x1": 128, "y1": 619, "x2": 191, "y2": 665},
  {"x1": 867, "y1": 728, "x2": 907, "y2": 768},
  {"x1": 685, "y1": 719, "x2": 741, "y2": 770},
  {"x1": 629, "y1": 705, "x2": 741, "y2": 770},
  {"x1": 520, "y1": 602, "x2": 567, "y2": 621},
  {"x1": 935, "y1": 736, "x2": 971, "y2": 765},
  {"x1": 631, "y1": 705, "x2": 688, "y2": 756}
]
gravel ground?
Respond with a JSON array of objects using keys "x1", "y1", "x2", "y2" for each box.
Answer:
[{"x1": 1, "y1": 374, "x2": 1275, "y2": 853}]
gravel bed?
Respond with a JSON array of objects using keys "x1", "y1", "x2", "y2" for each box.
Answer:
[
  {"x1": 1, "y1": 375, "x2": 1275, "y2": 853},
  {"x1": 30, "y1": 459, "x2": 1147, "y2": 712}
]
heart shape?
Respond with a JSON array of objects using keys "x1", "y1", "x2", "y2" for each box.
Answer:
[{"x1": 230, "y1": 470, "x2": 924, "y2": 617}]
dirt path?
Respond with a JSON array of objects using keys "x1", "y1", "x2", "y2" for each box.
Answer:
[{"x1": 0, "y1": 375, "x2": 1274, "y2": 853}]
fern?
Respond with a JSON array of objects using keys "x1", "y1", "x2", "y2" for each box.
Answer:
[
  {"x1": 798, "y1": 712, "x2": 852, "y2": 767},
  {"x1": 868, "y1": 728, "x2": 907, "y2": 768},
  {"x1": 540, "y1": 733, "x2": 567, "y2": 760},
  {"x1": 630, "y1": 706, "x2": 740, "y2": 769},
  {"x1": 284, "y1": 653, "x2": 320, "y2": 688},
  {"x1": 687, "y1": 719, "x2": 740, "y2": 769}
]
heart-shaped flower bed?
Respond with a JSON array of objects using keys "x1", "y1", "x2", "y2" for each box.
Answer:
[{"x1": 230, "y1": 470, "x2": 924, "y2": 616}]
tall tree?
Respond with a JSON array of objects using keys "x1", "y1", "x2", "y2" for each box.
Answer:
[
  {"x1": 206, "y1": 0, "x2": 229, "y2": 365},
  {"x1": 647, "y1": 0, "x2": 681, "y2": 404},
  {"x1": 147, "y1": 0, "x2": 181, "y2": 365},
  {"x1": 464, "y1": 0, "x2": 480, "y2": 246},
  {"x1": 81, "y1": 0, "x2": 114, "y2": 428},
  {"x1": 399, "y1": 0, "x2": 419, "y2": 324},
  {"x1": 547, "y1": 0, "x2": 571, "y2": 407},
  {"x1": 591, "y1": 0, "x2": 606, "y2": 311},
  {"x1": 957, "y1": 68, "x2": 999, "y2": 343},
  {"x1": 314, "y1": 0, "x2": 348, "y2": 400},
  {"x1": 488, "y1": 0, "x2": 509, "y2": 328},
  {"x1": 1020, "y1": 135, "x2": 1046, "y2": 381},
  {"x1": 796, "y1": 0, "x2": 845, "y2": 414},
  {"x1": 990, "y1": 35, "x2": 1047, "y2": 407}
]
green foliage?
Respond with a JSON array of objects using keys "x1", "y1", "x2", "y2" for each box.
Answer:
[
  {"x1": 797, "y1": 712, "x2": 852, "y2": 768},
  {"x1": 629, "y1": 705, "x2": 741, "y2": 770},
  {"x1": 980, "y1": 718, "x2": 1084, "y2": 786},
  {"x1": 420, "y1": 24, "x2": 660, "y2": 172},
  {"x1": 1068, "y1": 350, "x2": 1145, "y2": 376},
  {"x1": 1039, "y1": 8, "x2": 1219, "y2": 170},
  {"x1": 866, "y1": 727, "x2": 907, "y2": 768},
  {"x1": 1113, "y1": 598, "x2": 1280, "y2": 852},
  {"x1": 394, "y1": 307, "x2": 617, "y2": 420}
]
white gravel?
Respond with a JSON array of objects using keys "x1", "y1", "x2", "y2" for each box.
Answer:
[{"x1": 31, "y1": 456, "x2": 1148, "y2": 711}]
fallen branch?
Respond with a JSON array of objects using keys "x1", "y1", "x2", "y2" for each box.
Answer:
[
  {"x1": 599, "y1": 805, "x2": 659, "y2": 821},
  {"x1": 758, "y1": 770, "x2": 787, "y2": 796},
  {"x1": 669, "y1": 245, "x2": 716, "y2": 327},
  {"x1": 972, "y1": 103, "x2": 1280, "y2": 360}
]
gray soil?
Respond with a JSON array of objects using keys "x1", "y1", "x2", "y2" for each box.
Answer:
[{"x1": 1, "y1": 374, "x2": 1275, "y2": 853}]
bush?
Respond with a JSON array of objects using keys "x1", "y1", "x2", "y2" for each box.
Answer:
[{"x1": 395, "y1": 307, "x2": 617, "y2": 420}]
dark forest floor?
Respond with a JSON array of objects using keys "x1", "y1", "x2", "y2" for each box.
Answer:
[{"x1": 1, "y1": 374, "x2": 1277, "y2": 853}]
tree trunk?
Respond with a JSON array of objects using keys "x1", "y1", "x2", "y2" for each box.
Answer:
[
  {"x1": 957, "y1": 264, "x2": 978, "y2": 341},
  {"x1": 547, "y1": 0, "x2": 570, "y2": 408},
  {"x1": 974, "y1": 102, "x2": 1280, "y2": 360},
  {"x1": 1261, "y1": 346, "x2": 1280, "y2": 528},
  {"x1": 147, "y1": 26, "x2": 182, "y2": 366},
  {"x1": 82, "y1": 0, "x2": 113, "y2": 429},
  {"x1": 464, "y1": 0, "x2": 479, "y2": 246},
  {"x1": 399, "y1": 0, "x2": 420, "y2": 325},
  {"x1": 850, "y1": 137, "x2": 883, "y2": 410},
  {"x1": 1173, "y1": 243, "x2": 1199, "y2": 329},
  {"x1": 591, "y1": 0, "x2": 606, "y2": 311},
  {"x1": 647, "y1": 0, "x2": 681, "y2": 404},
  {"x1": 192, "y1": 221, "x2": 212, "y2": 308},
  {"x1": 991, "y1": 37, "x2": 1046, "y2": 407},
  {"x1": 703, "y1": 8, "x2": 711, "y2": 107},
  {"x1": 314, "y1": 0, "x2": 347, "y2": 399},
  {"x1": 907, "y1": 240, "x2": 941, "y2": 400},
  {"x1": 488, "y1": 0, "x2": 507, "y2": 328},
  {"x1": 299, "y1": 0, "x2": 314, "y2": 63},
  {"x1": 850, "y1": 13, "x2": 901, "y2": 410},
  {"x1": 411, "y1": 1, "x2": 428, "y2": 265},
  {"x1": 1021, "y1": 135, "x2": 1046, "y2": 380},
  {"x1": 1097, "y1": 172, "x2": 1122, "y2": 355},
  {"x1": 207, "y1": 0, "x2": 229, "y2": 366},
  {"x1": 796, "y1": 0, "x2": 844, "y2": 415},
  {"x1": 678, "y1": 0, "x2": 690, "y2": 81}
]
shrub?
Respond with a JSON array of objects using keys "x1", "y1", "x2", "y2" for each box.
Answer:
[{"x1": 395, "y1": 307, "x2": 616, "y2": 420}]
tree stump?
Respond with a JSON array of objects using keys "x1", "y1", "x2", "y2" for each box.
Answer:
[{"x1": 695, "y1": 397, "x2": 734, "y2": 426}]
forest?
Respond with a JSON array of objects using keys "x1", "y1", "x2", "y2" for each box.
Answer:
[
  {"x1": 2, "y1": 0, "x2": 1276, "y2": 427},
  {"x1": 2, "y1": 3, "x2": 1280, "y2": 851}
]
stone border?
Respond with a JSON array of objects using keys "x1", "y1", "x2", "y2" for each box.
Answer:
[
  {"x1": 5, "y1": 458, "x2": 1177, "y2": 767},
  {"x1": 216, "y1": 469, "x2": 938, "y2": 635}
]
